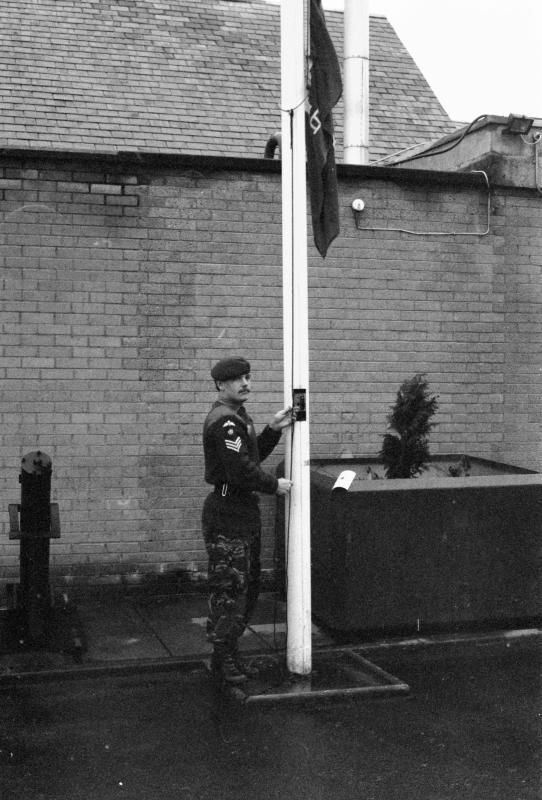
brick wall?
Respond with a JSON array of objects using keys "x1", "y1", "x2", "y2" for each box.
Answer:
[
  {"x1": 500, "y1": 192, "x2": 542, "y2": 464},
  {"x1": 0, "y1": 154, "x2": 540, "y2": 587}
]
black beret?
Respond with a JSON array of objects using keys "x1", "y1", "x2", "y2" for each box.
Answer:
[{"x1": 211, "y1": 357, "x2": 251, "y2": 382}]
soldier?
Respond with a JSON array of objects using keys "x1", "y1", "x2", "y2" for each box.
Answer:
[{"x1": 202, "y1": 356, "x2": 293, "y2": 684}]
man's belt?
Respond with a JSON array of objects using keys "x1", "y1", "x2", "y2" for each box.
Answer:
[{"x1": 214, "y1": 483, "x2": 254, "y2": 499}]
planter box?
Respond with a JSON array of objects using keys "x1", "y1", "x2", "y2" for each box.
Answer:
[{"x1": 310, "y1": 456, "x2": 542, "y2": 634}]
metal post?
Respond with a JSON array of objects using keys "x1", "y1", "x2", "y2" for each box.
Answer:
[
  {"x1": 8, "y1": 451, "x2": 60, "y2": 646},
  {"x1": 281, "y1": 0, "x2": 312, "y2": 677},
  {"x1": 344, "y1": 0, "x2": 370, "y2": 164}
]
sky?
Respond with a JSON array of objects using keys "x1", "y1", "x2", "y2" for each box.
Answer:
[{"x1": 322, "y1": 0, "x2": 542, "y2": 124}]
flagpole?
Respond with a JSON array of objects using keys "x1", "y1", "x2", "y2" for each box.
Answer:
[{"x1": 280, "y1": 0, "x2": 312, "y2": 677}]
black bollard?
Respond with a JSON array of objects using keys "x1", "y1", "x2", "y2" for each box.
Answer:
[{"x1": 8, "y1": 451, "x2": 60, "y2": 646}]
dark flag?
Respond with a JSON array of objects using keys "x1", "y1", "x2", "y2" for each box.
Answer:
[{"x1": 306, "y1": 0, "x2": 342, "y2": 258}]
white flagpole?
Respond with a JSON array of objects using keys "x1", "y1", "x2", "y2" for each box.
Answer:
[{"x1": 280, "y1": 0, "x2": 312, "y2": 677}]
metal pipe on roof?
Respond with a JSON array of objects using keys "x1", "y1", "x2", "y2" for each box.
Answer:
[
  {"x1": 264, "y1": 132, "x2": 282, "y2": 159},
  {"x1": 343, "y1": 0, "x2": 369, "y2": 164}
]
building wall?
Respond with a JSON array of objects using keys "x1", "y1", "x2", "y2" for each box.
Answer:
[
  {"x1": 0, "y1": 154, "x2": 540, "y2": 587},
  {"x1": 500, "y1": 191, "x2": 542, "y2": 465}
]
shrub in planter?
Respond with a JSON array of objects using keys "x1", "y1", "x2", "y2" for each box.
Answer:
[{"x1": 380, "y1": 374, "x2": 438, "y2": 479}]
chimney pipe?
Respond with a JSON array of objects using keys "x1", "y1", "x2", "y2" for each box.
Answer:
[{"x1": 343, "y1": 0, "x2": 369, "y2": 164}]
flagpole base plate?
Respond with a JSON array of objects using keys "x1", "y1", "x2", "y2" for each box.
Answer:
[{"x1": 210, "y1": 648, "x2": 410, "y2": 706}]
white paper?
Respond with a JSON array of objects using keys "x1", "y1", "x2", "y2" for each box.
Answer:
[{"x1": 332, "y1": 470, "x2": 357, "y2": 491}]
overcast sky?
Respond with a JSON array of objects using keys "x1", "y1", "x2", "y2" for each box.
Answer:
[{"x1": 322, "y1": 0, "x2": 542, "y2": 123}]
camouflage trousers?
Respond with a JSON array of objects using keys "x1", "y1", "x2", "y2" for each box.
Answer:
[{"x1": 202, "y1": 493, "x2": 261, "y2": 649}]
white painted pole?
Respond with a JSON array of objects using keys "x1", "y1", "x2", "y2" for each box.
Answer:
[
  {"x1": 344, "y1": 0, "x2": 369, "y2": 164},
  {"x1": 280, "y1": 0, "x2": 312, "y2": 677}
]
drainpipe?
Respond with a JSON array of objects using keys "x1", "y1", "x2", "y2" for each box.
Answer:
[{"x1": 343, "y1": 0, "x2": 369, "y2": 164}]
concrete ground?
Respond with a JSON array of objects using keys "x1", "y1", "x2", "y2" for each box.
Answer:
[
  {"x1": 0, "y1": 591, "x2": 335, "y2": 678},
  {"x1": 0, "y1": 591, "x2": 541, "y2": 799}
]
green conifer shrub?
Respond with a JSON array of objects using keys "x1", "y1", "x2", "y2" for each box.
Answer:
[{"x1": 380, "y1": 374, "x2": 438, "y2": 479}]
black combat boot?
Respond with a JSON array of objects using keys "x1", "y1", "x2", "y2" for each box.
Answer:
[
  {"x1": 211, "y1": 644, "x2": 247, "y2": 684},
  {"x1": 231, "y1": 642, "x2": 259, "y2": 678}
]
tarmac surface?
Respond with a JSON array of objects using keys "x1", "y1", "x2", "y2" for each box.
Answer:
[{"x1": 0, "y1": 590, "x2": 541, "y2": 799}]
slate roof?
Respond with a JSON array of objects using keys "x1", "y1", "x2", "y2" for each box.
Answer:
[{"x1": 0, "y1": 0, "x2": 459, "y2": 161}]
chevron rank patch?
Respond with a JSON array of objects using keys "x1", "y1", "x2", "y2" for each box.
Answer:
[{"x1": 225, "y1": 435, "x2": 242, "y2": 453}]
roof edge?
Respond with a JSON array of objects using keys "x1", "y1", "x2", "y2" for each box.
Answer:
[
  {"x1": 0, "y1": 148, "x2": 490, "y2": 189},
  {"x1": 387, "y1": 114, "x2": 542, "y2": 166}
]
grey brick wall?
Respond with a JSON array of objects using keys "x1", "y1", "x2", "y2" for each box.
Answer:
[{"x1": 0, "y1": 155, "x2": 540, "y2": 587}]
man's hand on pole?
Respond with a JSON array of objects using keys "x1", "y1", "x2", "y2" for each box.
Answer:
[
  {"x1": 276, "y1": 477, "x2": 293, "y2": 496},
  {"x1": 269, "y1": 406, "x2": 294, "y2": 432}
]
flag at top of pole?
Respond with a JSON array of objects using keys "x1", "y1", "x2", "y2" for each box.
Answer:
[{"x1": 306, "y1": 0, "x2": 343, "y2": 258}]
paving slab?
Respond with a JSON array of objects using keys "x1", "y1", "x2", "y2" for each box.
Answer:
[
  {"x1": 133, "y1": 593, "x2": 210, "y2": 658},
  {"x1": 77, "y1": 597, "x2": 170, "y2": 663},
  {"x1": 133, "y1": 592, "x2": 334, "y2": 659},
  {"x1": 0, "y1": 591, "x2": 334, "y2": 678}
]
